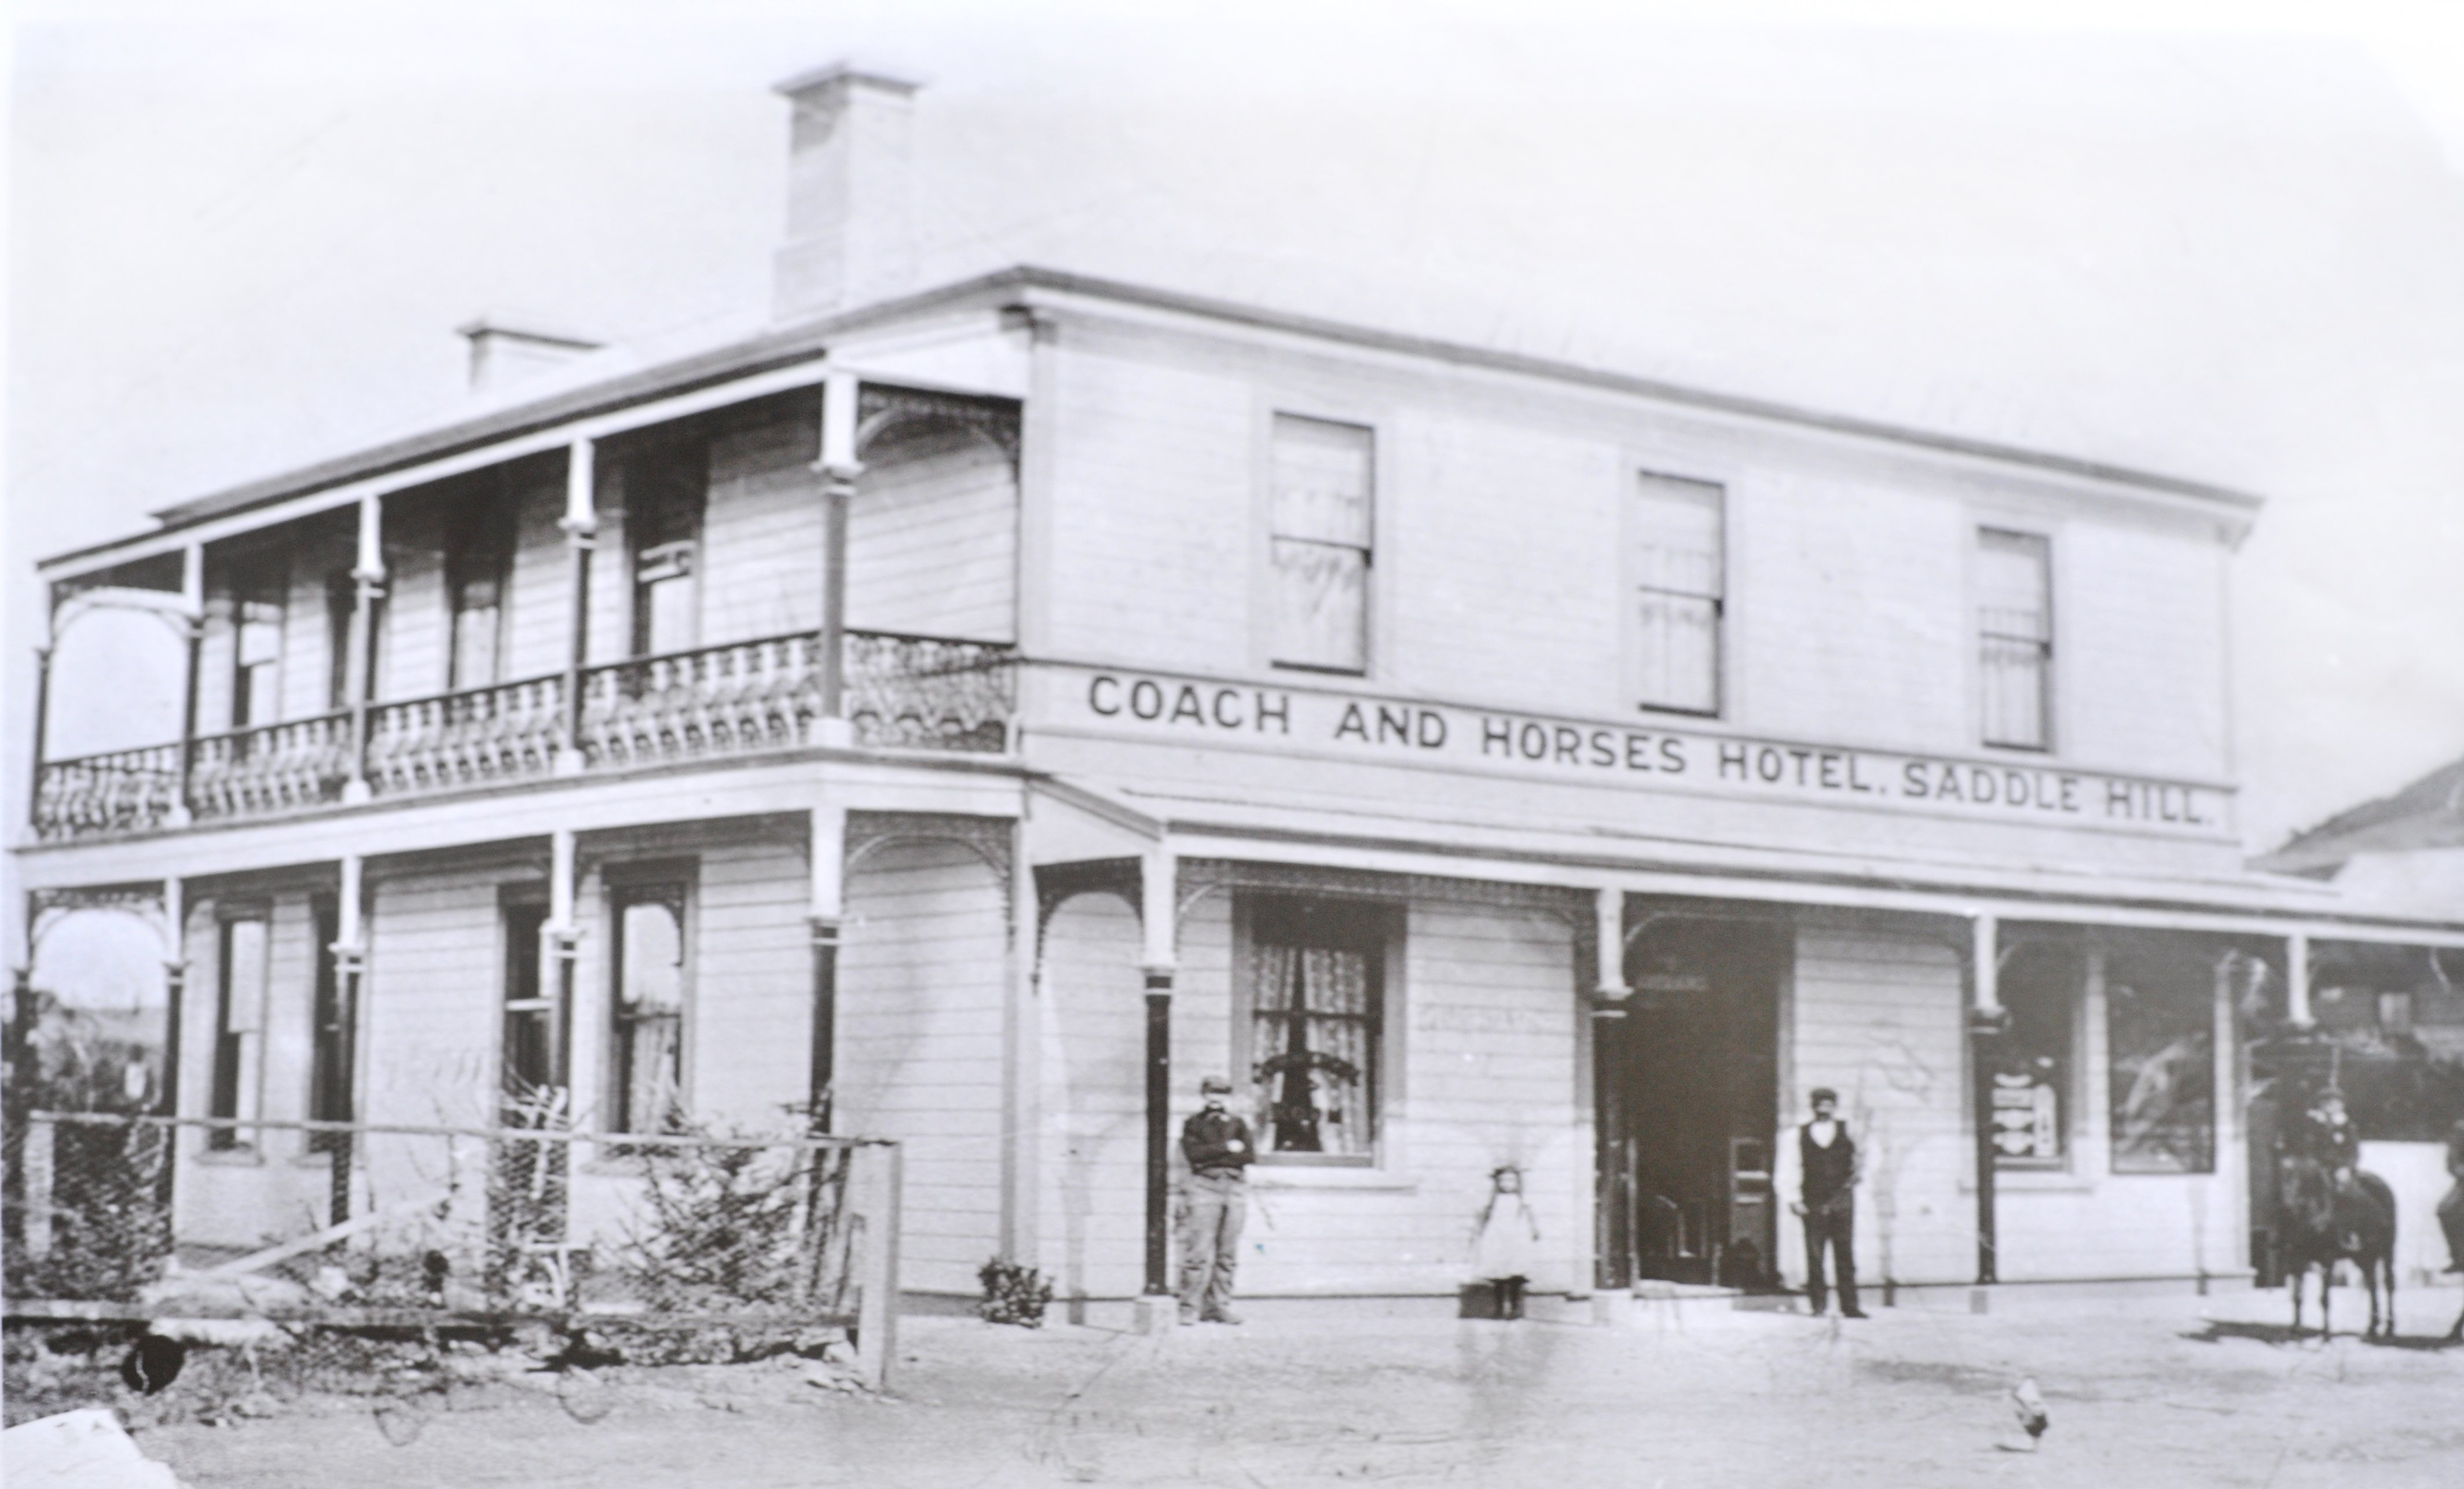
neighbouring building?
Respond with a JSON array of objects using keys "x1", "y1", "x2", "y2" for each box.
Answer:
[{"x1": 14, "y1": 64, "x2": 2463, "y2": 1309}]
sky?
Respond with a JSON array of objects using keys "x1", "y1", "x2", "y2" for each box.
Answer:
[{"x1": 6, "y1": 0, "x2": 2464, "y2": 949}]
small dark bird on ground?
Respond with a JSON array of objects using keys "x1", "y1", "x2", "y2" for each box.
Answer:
[
  {"x1": 120, "y1": 1333, "x2": 189, "y2": 1394},
  {"x1": 2006, "y1": 1377, "x2": 2049, "y2": 1451}
]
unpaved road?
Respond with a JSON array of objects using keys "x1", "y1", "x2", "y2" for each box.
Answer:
[{"x1": 66, "y1": 1285, "x2": 2464, "y2": 1487}]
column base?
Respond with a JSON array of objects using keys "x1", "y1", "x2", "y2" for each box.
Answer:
[
  {"x1": 552, "y1": 747, "x2": 588, "y2": 777},
  {"x1": 1132, "y1": 1296, "x2": 1175, "y2": 1334},
  {"x1": 813, "y1": 717, "x2": 855, "y2": 749},
  {"x1": 340, "y1": 777, "x2": 373, "y2": 805}
]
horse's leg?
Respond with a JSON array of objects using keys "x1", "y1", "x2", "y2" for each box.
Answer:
[
  {"x1": 2383, "y1": 1251, "x2": 2396, "y2": 1337},
  {"x1": 2290, "y1": 1264, "x2": 2304, "y2": 1334},
  {"x1": 2320, "y1": 1263, "x2": 2333, "y2": 1341}
]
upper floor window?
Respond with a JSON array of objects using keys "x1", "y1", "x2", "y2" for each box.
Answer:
[
  {"x1": 1245, "y1": 897, "x2": 1389, "y2": 1161},
  {"x1": 626, "y1": 441, "x2": 706, "y2": 658},
  {"x1": 210, "y1": 910, "x2": 270, "y2": 1149},
  {"x1": 1268, "y1": 415, "x2": 1374, "y2": 674},
  {"x1": 324, "y1": 572, "x2": 387, "y2": 713},
  {"x1": 447, "y1": 498, "x2": 514, "y2": 690},
  {"x1": 610, "y1": 881, "x2": 688, "y2": 1134},
  {"x1": 1629, "y1": 473, "x2": 1725, "y2": 716},
  {"x1": 1978, "y1": 529, "x2": 2052, "y2": 750},
  {"x1": 232, "y1": 568, "x2": 287, "y2": 729}
]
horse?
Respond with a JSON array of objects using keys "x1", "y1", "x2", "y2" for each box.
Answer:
[{"x1": 2277, "y1": 1156, "x2": 2397, "y2": 1340}]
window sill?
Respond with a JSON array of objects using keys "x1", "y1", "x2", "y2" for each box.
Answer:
[
  {"x1": 193, "y1": 1147, "x2": 264, "y2": 1168},
  {"x1": 1249, "y1": 1167, "x2": 1418, "y2": 1193},
  {"x1": 1960, "y1": 1172, "x2": 2096, "y2": 1195}
]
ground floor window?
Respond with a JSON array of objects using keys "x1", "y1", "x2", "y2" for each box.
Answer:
[
  {"x1": 210, "y1": 909, "x2": 271, "y2": 1150},
  {"x1": 1244, "y1": 897, "x2": 1390, "y2": 1160},
  {"x1": 1990, "y1": 937, "x2": 2074, "y2": 1168},
  {"x1": 501, "y1": 896, "x2": 559, "y2": 1117},
  {"x1": 609, "y1": 878, "x2": 689, "y2": 1134},
  {"x1": 2107, "y1": 940, "x2": 2217, "y2": 1174}
]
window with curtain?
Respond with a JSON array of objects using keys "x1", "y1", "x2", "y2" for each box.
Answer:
[
  {"x1": 210, "y1": 912, "x2": 270, "y2": 1150},
  {"x1": 1269, "y1": 415, "x2": 1374, "y2": 674},
  {"x1": 1629, "y1": 473, "x2": 1725, "y2": 714},
  {"x1": 1246, "y1": 898, "x2": 1387, "y2": 1159},
  {"x1": 611, "y1": 885, "x2": 687, "y2": 1134},
  {"x1": 1978, "y1": 528, "x2": 2052, "y2": 749}
]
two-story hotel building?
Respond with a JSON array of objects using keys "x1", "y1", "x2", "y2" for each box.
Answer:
[{"x1": 19, "y1": 64, "x2": 2464, "y2": 1310}]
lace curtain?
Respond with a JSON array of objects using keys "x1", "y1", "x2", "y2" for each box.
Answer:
[{"x1": 1252, "y1": 941, "x2": 1374, "y2": 1156}]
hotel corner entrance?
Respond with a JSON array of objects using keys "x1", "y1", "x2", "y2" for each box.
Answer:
[{"x1": 1597, "y1": 905, "x2": 1788, "y2": 1290}]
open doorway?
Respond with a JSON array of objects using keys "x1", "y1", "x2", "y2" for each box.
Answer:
[{"x1": 1599, "y1": 908, "x2": 1787, "y2": 1289}]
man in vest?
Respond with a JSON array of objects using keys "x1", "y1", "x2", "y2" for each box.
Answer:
[
  {"x1": 1178, "y1": 1074, "x2": 1255, "y2": 1325},
  {"x1": 1794, "y1": 1086, "x2": 1867, "y2": 1318}
]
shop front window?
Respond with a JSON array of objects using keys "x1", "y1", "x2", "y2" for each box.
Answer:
[
  {"x1": 1246, "y1": 898, "x2": 1387, "y2": 1160},
  {"x1": 2107, "y1": 948, "x2": 2216, "y2": 1174}
]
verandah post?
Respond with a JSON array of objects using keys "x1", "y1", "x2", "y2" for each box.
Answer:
[
  {"x1": 557, "y1": 438, "x2": 596, "y2": 775},
  {"x1": 815, "y1": 371, "x2": 859, "y2": 744},
  {"x1": 1140, "y1": 847, "x2": 1178, "y2": 1301},
  {"x1": 342, "y1": 495, "x2": 385, "y2": 804},
  {"x1": 170, "y1": 544, "x2": 204, "y2": 825},
  {"x1": 808, "y1": 803, "x2": 847, "y2": 1131},
  {"x1": 1967, "y1": 911, "x2": 2005, "y2": 1288}
]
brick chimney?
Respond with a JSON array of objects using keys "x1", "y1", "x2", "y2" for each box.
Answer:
[{"x1": 772, "y1": 62, "x2": 921, "y2": 323}]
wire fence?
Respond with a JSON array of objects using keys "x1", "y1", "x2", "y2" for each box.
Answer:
[{"x1": 4, "y1": 1111, "x2": 902, "y2": 1388}]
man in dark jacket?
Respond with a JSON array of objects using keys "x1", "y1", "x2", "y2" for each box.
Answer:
[
  {"x1": 1794, "y1": 1087, "x2": 1866, "y2": 1318},
  {"x1": 1178, "y1": 1075, "x2": 1255, "y2": 1324}
]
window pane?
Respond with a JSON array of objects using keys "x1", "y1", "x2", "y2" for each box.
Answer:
[
  {"x1": 1633, "y1": 474, "x2": 1724, "y2": 597},
  {"x1": 1981, "y1": 637, "x2": 2048, "y2": 747},
  {"x1": 2109, "y1": 975, "x2": 2215, "y2": 1174},
  {"x1": 1270, "y1": 416, "x2": 1373, "y2": 547},
  {"x1": 222, "y1": 919, "x2": 268, "y2": 1034},
  {"x1": 1992, "y1": 944, "x2": 2071, "y2": 1167},
  {"x1": 1978, "y1": 529, "x2": 2051, "y2": 748},
  {"x1": 452, "y1": 600, "x2": 502, "y2": 689},
  {"x1": 1977, "y1": 530, "x2": 2050, "y2": 640},
  {"x1": 1270, "y1": 539, "x2": 1367, "y2": 672},
  {"x1": 1635, "y1": 591, "x2": 1720, "y2": 714}
]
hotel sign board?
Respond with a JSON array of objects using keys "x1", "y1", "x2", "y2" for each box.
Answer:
[{"x1": 1040, "y1": 665, "x2": 2231, "y2": 837}]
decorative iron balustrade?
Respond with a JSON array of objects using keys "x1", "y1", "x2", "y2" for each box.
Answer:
[
  {"x1": 31, "y1": 631, "x2": 1017, "y2": 839},
  {"x1": 186, "y1": 713, "x2": 354, "y2": 822},
  {"x1": 31, "y1": 744, "x2": 182, "y2": 841},
  {"x1": 368, "y1": 676, "x2": 566, "y2": 798},
  {"x1": 578, "y1": 632, "x2": 833, "y2": 768},
  {"x1": 846, "y1": 631, "x2": 1016, "y2": 751}
]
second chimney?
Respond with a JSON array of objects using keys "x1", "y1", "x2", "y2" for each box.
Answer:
[{"x1": 772, "y1": 62, "x2": 921, "y2": 324}]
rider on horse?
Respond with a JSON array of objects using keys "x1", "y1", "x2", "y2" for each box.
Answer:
[{"x1": 2300, "y1": 1088, "x2": 2364, "y2": 1249}]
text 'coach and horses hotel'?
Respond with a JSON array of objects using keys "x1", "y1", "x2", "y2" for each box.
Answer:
[{"x1": 14, "y1": 63, "x2": 2463, "y2": 1312}]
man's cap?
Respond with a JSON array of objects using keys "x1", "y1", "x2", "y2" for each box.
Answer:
[
  {"x1": 1199, "y1": 1074, "x2": 1234, "y2": 1095},
  {"x1": 1809, "y1": 1087, "x2": 1839, "y2": 1105}
]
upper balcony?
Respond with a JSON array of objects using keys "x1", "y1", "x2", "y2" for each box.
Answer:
[{"x1": 31, "y1": 379, "x2": 1023, "y2": 845}]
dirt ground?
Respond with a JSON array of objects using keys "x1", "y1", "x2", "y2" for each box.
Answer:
[{"x1": 29, "y1": 1281, "x2": 2464, "y2": 1488}]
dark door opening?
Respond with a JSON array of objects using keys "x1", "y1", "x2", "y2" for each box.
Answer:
[{"x1": 1598, "y1": 912, "x2": 1786, "y2": 1290}]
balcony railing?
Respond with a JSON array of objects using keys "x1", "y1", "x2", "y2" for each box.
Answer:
[
  {"x1": 368, "y1": 675, "x2": 566, "y2": 798},
  {"x1": 188, "y1": 714, "x2": 353, "y2": 823},
  {"x1": 846, "y1": 632, "x2": 1015, "y2": 752},
  {"x1": 30, "y1": 743, "x2": 181, "y2": 841},
  {"x1": 30, "y1": 629, "x2": 1017, "y2": 841}
]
